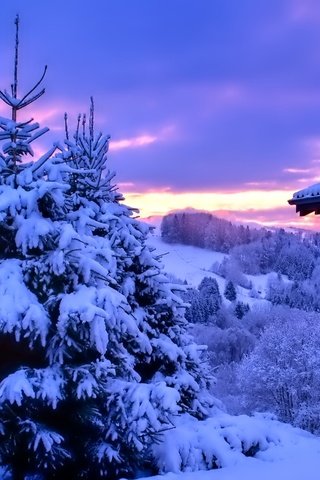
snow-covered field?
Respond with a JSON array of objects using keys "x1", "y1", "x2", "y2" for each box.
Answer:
[
  {"x1": 143, "y1": 233, "x2": 320, "y2": 480},
  {"x1": 147, "y1": 233, "x2": 226, "y2": 288},
  {"x1": 147, "y1": 233, "x2": 272, "y2": 306}
]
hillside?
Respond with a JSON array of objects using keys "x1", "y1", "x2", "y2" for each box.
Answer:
[
  {"x1": 147, "y1": 233, "x2": 272, "y2": 308},
  {"x1": 143, "y1": 232, "x2": 320, "y2": 480}
]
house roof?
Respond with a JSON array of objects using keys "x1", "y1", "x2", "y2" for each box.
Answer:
[{"x1": 288, "y1": 183, "x2": 320, "y2": 216}]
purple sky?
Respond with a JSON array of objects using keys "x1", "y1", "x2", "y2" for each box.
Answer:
[{"x1": 1, "y1": 0, "x2": 320, "y2": 227}]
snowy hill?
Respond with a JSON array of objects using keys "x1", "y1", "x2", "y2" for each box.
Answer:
[
  {"x1": 142, "y1": 233, "x2": 320, "y2": 480},
  {"x1": 147, "y1": 233, "x2": 272, "y2": 307},
  {"x1": 147, "y1": 234, "x2": 225, "y2": 287}
]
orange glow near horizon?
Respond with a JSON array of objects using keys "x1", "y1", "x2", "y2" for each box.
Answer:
[
  {"x1": 123, "y1": 188, "x2": 320, "y2": 230},
  {"x1": 124, "y1": 189, "x2": 292, "y2": 214}
]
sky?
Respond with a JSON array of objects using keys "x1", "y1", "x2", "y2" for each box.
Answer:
[{"x1": 0, "y1": 0, "x2": 320, "y2": 229}]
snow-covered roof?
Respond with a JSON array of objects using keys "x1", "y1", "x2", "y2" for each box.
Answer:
[
  {"x1": 288, "y1": 182, "x2": 320, "y2": 216},
  {"x1": 292, "y1": 183, "x2": 320, "y2": 200}
]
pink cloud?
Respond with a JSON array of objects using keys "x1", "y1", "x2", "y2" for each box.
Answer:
[
  {"x1": 281, "y1": 137, "x2": 320, "y2": 190},
  {"x1": 244, "y1": 180, "x2": 281, "y2": 188},
  {"x1": 109, "y1": 124, "x2": 177, "y2": 151},
  {"x1": 110, "y1": 134, "x2": 157, "y2": 151},
  {"x1": 283, "y1": 167, "x2": 314, "y2": 174}
]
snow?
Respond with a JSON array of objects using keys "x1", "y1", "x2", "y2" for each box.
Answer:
[
  {"x1": 0, "y1": 62, "x2": 219, "y2": 477},
  {"x1": 147, "y1": 234, "x2": 225, "y2": 288},
  {"x1": 58, "y1": 284, "x2": 125, "y2": 355},
  {"x1": 0, "y1": 259, "x2": 49, "y2": 344},
  {"x1": 292, "y1": 182, "x2": 320, "y2": 199},
  {"x1": 33, "y1": 430, "x2": 64, "y2": 454},
  {"x1": 15, "y1": 212, "x2": 54, "y2": 254},
  {"x1": 138, "y1": 447, "x2": 320, "y2": 480},
  {"x1": 140, "y1": 233, "x2": 320, "y2": 480},
  {"x1": 0, "y1": 90, "x2": 318, "y2": 477},
  {"x1": 0, "y1": 369, "x2": 35, "y2": 406},
  {"x1": 122, "y1": 413, "x2": 320, "y2": 480},
  {"x1": 147, "y1": 234, "x2": 271, "y2": 306}
]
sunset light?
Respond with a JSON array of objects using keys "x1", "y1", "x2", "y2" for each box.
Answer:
[
  {"x1": 2, "y1": 3, "x2": 320, "y2": 479},
  {"x1": 0, "y1": 2, "x2": 319, "y2": 230},
  {"x1": 124, "y1": 188, "x2": 318, "y2": 229}
]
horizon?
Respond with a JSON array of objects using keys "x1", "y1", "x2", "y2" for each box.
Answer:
[
  {"x1": 143, "y1": 207, "x2": 317, "y2": 233},
  {"x1": 1, "y1": 1, "x2": 320, "y2": 229}
]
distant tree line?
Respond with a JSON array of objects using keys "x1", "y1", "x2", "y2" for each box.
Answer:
[
  {"x1": 161, "y1": 212, "x2": 261, "y2": 253},
  {"x1": 161, "y1": 212, "x2": 320, "y2": 282},
  {"x1": 161, "y1": 212, "x2": 262, "y2": 252}
]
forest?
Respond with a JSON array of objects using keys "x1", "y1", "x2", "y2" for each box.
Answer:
[{"x1": 161, "y1": 211, "x2": 320, "y2": 433}]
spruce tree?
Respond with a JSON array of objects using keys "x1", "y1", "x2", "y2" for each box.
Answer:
[
  {"x1": 55, "y1": 101, "x2": 213, "y2": 477},
  {"x1": 234, "y1": 302, "x2": 250, "y2": 320},
  {"x1": 0, "y1": 20, "x2": 212, "y2": 479},
  {"x1": 224, "y1": 280, "x2": 237, "y2": 302},
  {"x1": 0, "y1": 16, "x2": 71, "y2": 480},
  {"x1": 198, "y1": 277, "x2": 222, "y2": 322}
]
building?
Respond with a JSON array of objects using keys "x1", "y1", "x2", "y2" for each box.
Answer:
[{"x1": 288, "y1": 183, "x2": 320, "y2": 216}]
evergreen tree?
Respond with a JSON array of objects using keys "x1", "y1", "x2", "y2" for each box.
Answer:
[
  {"x1": 183, "y1": 287, "x2": 204, "y2": 323},
  {"x1": 0, "y1": 21, "x2": 212, "y2": 479},
  {"x1": 161, "y1": 213, "x2": 181, "y2": 244},
  {"x1": 224, "y1": 280, "x2": 237, "y2": 302},
  {"x1": 0, "y1": 16, "x2": 71, "y2": 480},
  {"x1": 234, "y1": 302, "x2": 250, "y2": 320},
  {"x1": 198, "y1": 277, "x2": 222, "y2": 322},
  {"x1": 55, "y1": 101, "x2": 213, "y2": 478}
]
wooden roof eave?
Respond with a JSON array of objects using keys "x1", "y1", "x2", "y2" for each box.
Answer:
[{"x1": 288, "y1": 195, "x2": 320, "y2": 216}]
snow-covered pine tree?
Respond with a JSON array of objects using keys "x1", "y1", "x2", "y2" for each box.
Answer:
[
  {"x1": 234, "y1": 301, "x2": 250, "y2": 319},
  {"x1": 198, "y1": 277, "x2": 222, "y2": 322},
  {"x1": 0, "y1": 18, "x2": 212, "y2": 479},
  {"x1": 0, "y1": 16, "x2": 72, "y2": 480},
  {"x1": 224, "y1": 280, "x2": 237, "y2": 302},
  {"x1": 50, "y1": 99, "x2": 213, "y2": 478}
]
